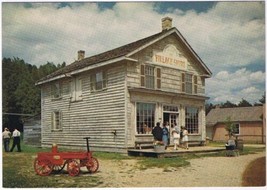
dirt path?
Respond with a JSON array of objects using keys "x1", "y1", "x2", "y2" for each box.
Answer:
[{"x1": 91, "y1": 151, "x2": 265, "y2": 187}]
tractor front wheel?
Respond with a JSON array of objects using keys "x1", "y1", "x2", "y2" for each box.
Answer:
[
  {"x1": 67, "y1": 159, "x2": 80, "y2": 176},
  {"x1": 34, "y1": 158, "x2": 53, "y2": 176}
]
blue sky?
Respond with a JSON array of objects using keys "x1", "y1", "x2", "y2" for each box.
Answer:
[{"x1": 2, "y1": 1, "x2": 265, "y2": 104}]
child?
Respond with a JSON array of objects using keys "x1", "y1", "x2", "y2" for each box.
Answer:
[{"x1": 182, "y1": 126, "x2": 189, "y2": 150}]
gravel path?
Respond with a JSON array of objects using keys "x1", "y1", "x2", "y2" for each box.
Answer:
[{"x1": 94, "y1": 151, "x2": 265, "y2": 187}]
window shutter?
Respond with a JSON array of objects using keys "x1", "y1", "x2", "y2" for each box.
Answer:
[
  {"x1": 156, "y1": 68, "x2": 161, "y2": 89},
  {"x1": 51, "y1": 112, "x2": 54, "y2": 130},
  {"x1": 90, "y1": 74, "x2": 95, "y2": 91},
  {"x1": 51, "y1": 84, "x2": 55, "y2": 98},
  {"x1": 103, "y1": 71, "x2": 107, "y2": 89},
  {"x1": 140, "y1": 64, "x2": 145, "y2": 87},
  {"x1": 76, "y1": 78, "x2": 82, "y2": 100},
  {"x1": 194, "y1": 75, "x2": 198, "y2": 94},
  {"x1": 181, "y1": 73, "x2": 185, "y2": 92},
  {"x1": 70, "y1": 80, "x2": 76, "y2": 101},
  {"x1": 59, "y1": 111, "x2": 63, "y2": 130}
]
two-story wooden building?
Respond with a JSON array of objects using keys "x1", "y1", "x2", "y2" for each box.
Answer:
[{"x1": 36, "y1": 17, "x2": 212, "y2": 152}]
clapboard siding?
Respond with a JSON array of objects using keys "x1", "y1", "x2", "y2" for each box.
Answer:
[
  {"x1": 127, "y1": 34, "x2": 205, "y2": 95},
  {"x1": 41, "y1": 63, "x2": 127, "y2": 151},
  {"x1": 40, "y1": 27, "x2": 210, "y2": 152},
  {"x1": 125, "y1": 34, "x2": 208, "y2": 146}
]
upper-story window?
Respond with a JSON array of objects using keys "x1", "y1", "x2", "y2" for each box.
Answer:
[
  {"x1": 185, "y1": 73, "x2": 193, "y2": 94},
  {"x1": 140, "y1": 64, "x2": 161, "y2": 89},
  {"x1": 51, "y1": 82, "x2": 62, "y2": 99},
  {"x1": 181, "y1": 73, "x2": 198, "y2": 94},
  {"x1": 90, "y1": 71, "x2": 107, "y2": 91},
  {"x1": 70, "y1": 77, "x2": 82, "y2": 102}
]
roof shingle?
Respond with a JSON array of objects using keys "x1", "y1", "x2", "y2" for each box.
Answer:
[
  {"x1": 206, "y1": 106, "x2": 263, "y2": 126},
  {"x1": 36, "y1": 29, "x2": 169, "y2": 84}
]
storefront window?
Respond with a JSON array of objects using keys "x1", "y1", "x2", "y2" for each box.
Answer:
[
  {"x1": 136, "y1": 103, "x2": 155, "y2": 134},
  {"x1": 185, "y1": 107, "x2": 199, "y2": 134}
]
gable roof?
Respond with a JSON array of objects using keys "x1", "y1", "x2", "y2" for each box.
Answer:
[
  {"x1": 206, "y1": 106, "x2": 264, "y2": 126},
  {"x1": 36, "y1": 27, "x2": 212, "y2": 85}
]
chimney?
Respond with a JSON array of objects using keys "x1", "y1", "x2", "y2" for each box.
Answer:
[
  {"x1": 78, "y1": 50, "x2": 85, "y2": 61},
  {"x1": 162, "y1": 17, "x2": 173, "y2": 31}
]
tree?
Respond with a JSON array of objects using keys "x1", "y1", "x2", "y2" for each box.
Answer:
[
  {"x1": 205, "y1": 103, "x2": 215, "y2": 115},
  {"x1": 238, "y1": 98, "x2": 252, "y2": 107},
  {"x1": 2, "y1": 57, "x2": 65, "y2": 130},
  {"x1": 259, "y1": 94, "x2": 265, "y2": 104},
  {"x1": 221, "y1": 101, "x2": 237, "y2": 108},
  {"x1": 224, "y1": 116, "x2": 237, "y2": 139}
]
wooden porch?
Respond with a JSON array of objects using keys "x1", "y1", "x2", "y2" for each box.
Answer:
[{"x1": 128, "y1": 146, "x2": 225, "y2": 158}]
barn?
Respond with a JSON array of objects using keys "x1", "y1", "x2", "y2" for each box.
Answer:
[
  {"x1": 36, "y1": 17, "x2": 212, "y2": 152},
  {"x1": 206, "y1": 105, "x2": 266, "y2": 144}
]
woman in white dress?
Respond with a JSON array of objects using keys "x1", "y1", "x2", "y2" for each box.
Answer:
[
  {"x1": 182, "y1": 126, "x2": 189, "y2": 149},
  {"x1": 171, "y1": 123, "x2": 180, "y2": 150}
]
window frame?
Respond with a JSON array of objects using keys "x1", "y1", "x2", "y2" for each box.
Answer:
[
  {"x1": 51, "y1": 82, "x2": 62, "y2": 99},
  {"x1": 185, "y1": 106, "x2": 199, "y2": 134},
  {"x1": 70, "y1": 77, "x2": 83, "y2": 102},
  {"x1": 51, "y1": 110, "x2": 62, "y2": 131},
  {"x1": 90, "y1": 70, "x2": 107, "y2": 92},
  {"x1": 233, "y1": 123, "x2": 240, "y2": 135},
  {"x1": 140, "y1": 64, "x2": 161, "y2": 89},
  {"x1": 181, "y1": 73, "x2": 198, "y2": 94},
  {"x1": 185, "y1": 73, "x2": 193, "y2": 94},
  {"x1": 136, "y1": 102, "x2": 156, "y2": 135}
]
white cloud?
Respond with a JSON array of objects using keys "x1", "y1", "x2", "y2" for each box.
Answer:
[
  {"x1": 241, "y1": 86, "x2": 260, "y2": 94},
  {"x1": 167, "y1": 2, "x2": 265, "y2": 74},
  {"x1": 215, "y1": 71, "x2": 229, "y2": 80},
  {"x1": 2, "y1": 2, "x2": 265, "y2": 104},
  {"x1": 207, "y1": 68, "x2": 265, "y2": 104}
]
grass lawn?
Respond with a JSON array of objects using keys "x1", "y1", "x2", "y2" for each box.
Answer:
[{"x1": 2, "y1": 141, "x2": 265, "y2": 188}]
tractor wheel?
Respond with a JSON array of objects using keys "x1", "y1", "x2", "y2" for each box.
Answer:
[
  {"x1": 52, "y1": 162, "x2": 66, "y2": 173},
  {"x1": 34, "y1": 158, "x2": 53, "y2": 176},
  {"x1": 86, "y1": 157, "x2": 99, "y2": 173},
  {"x1": 67, "y1": 159, "x2": 80, "y2": 176}
]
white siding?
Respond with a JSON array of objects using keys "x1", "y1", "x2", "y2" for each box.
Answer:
[
  {"x1": 127, "y1": 34, "x2": 206, "y2": 95},
  {"x1": 41, "y1": 63, "x2": 127, "y2": 152}
]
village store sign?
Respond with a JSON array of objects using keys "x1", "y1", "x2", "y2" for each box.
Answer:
[{"x1": 153, "y1": 44, "x2": 187, "y2": 70}]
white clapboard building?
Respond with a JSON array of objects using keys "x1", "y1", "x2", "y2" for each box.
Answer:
[{"x1": 36, "y1": 17, "x2": 212, "y2": 152}]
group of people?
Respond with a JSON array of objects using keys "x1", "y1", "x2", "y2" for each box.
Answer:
[
  {"x1": 2, "y1": 128, "x2": 22, "y2": 152},
  {"x1": 152, "y1": 121, "x2": 189, "y2": 150}
]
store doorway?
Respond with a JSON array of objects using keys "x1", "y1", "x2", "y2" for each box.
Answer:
[
  {"x1": 163, "y1": 113, "x2": 178, "y2": 145},
  {"x1": 163, "y1": 113, "x2": 178, "y2": 127}
]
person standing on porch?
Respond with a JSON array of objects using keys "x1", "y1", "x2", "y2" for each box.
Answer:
[
  {"x1": 162, "y1": 122, "x2": 169, "y2": 149},
  {"x1": 182, "y1": 126, "x2": 189, "y2": 150},
  {"x1": 165, "y1": 122, "x2": 170, "y2": 145},
  {"x1": 172, "y1": 122, "x2": 180, "y2": 150},
  {"x1": 152, "y1": 122, "x2": 163, "y2": 142}
]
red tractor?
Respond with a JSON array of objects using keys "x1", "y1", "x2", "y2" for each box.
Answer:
[{"x1": 34, "y1": 137, "x2": 99, "y2": 176}]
